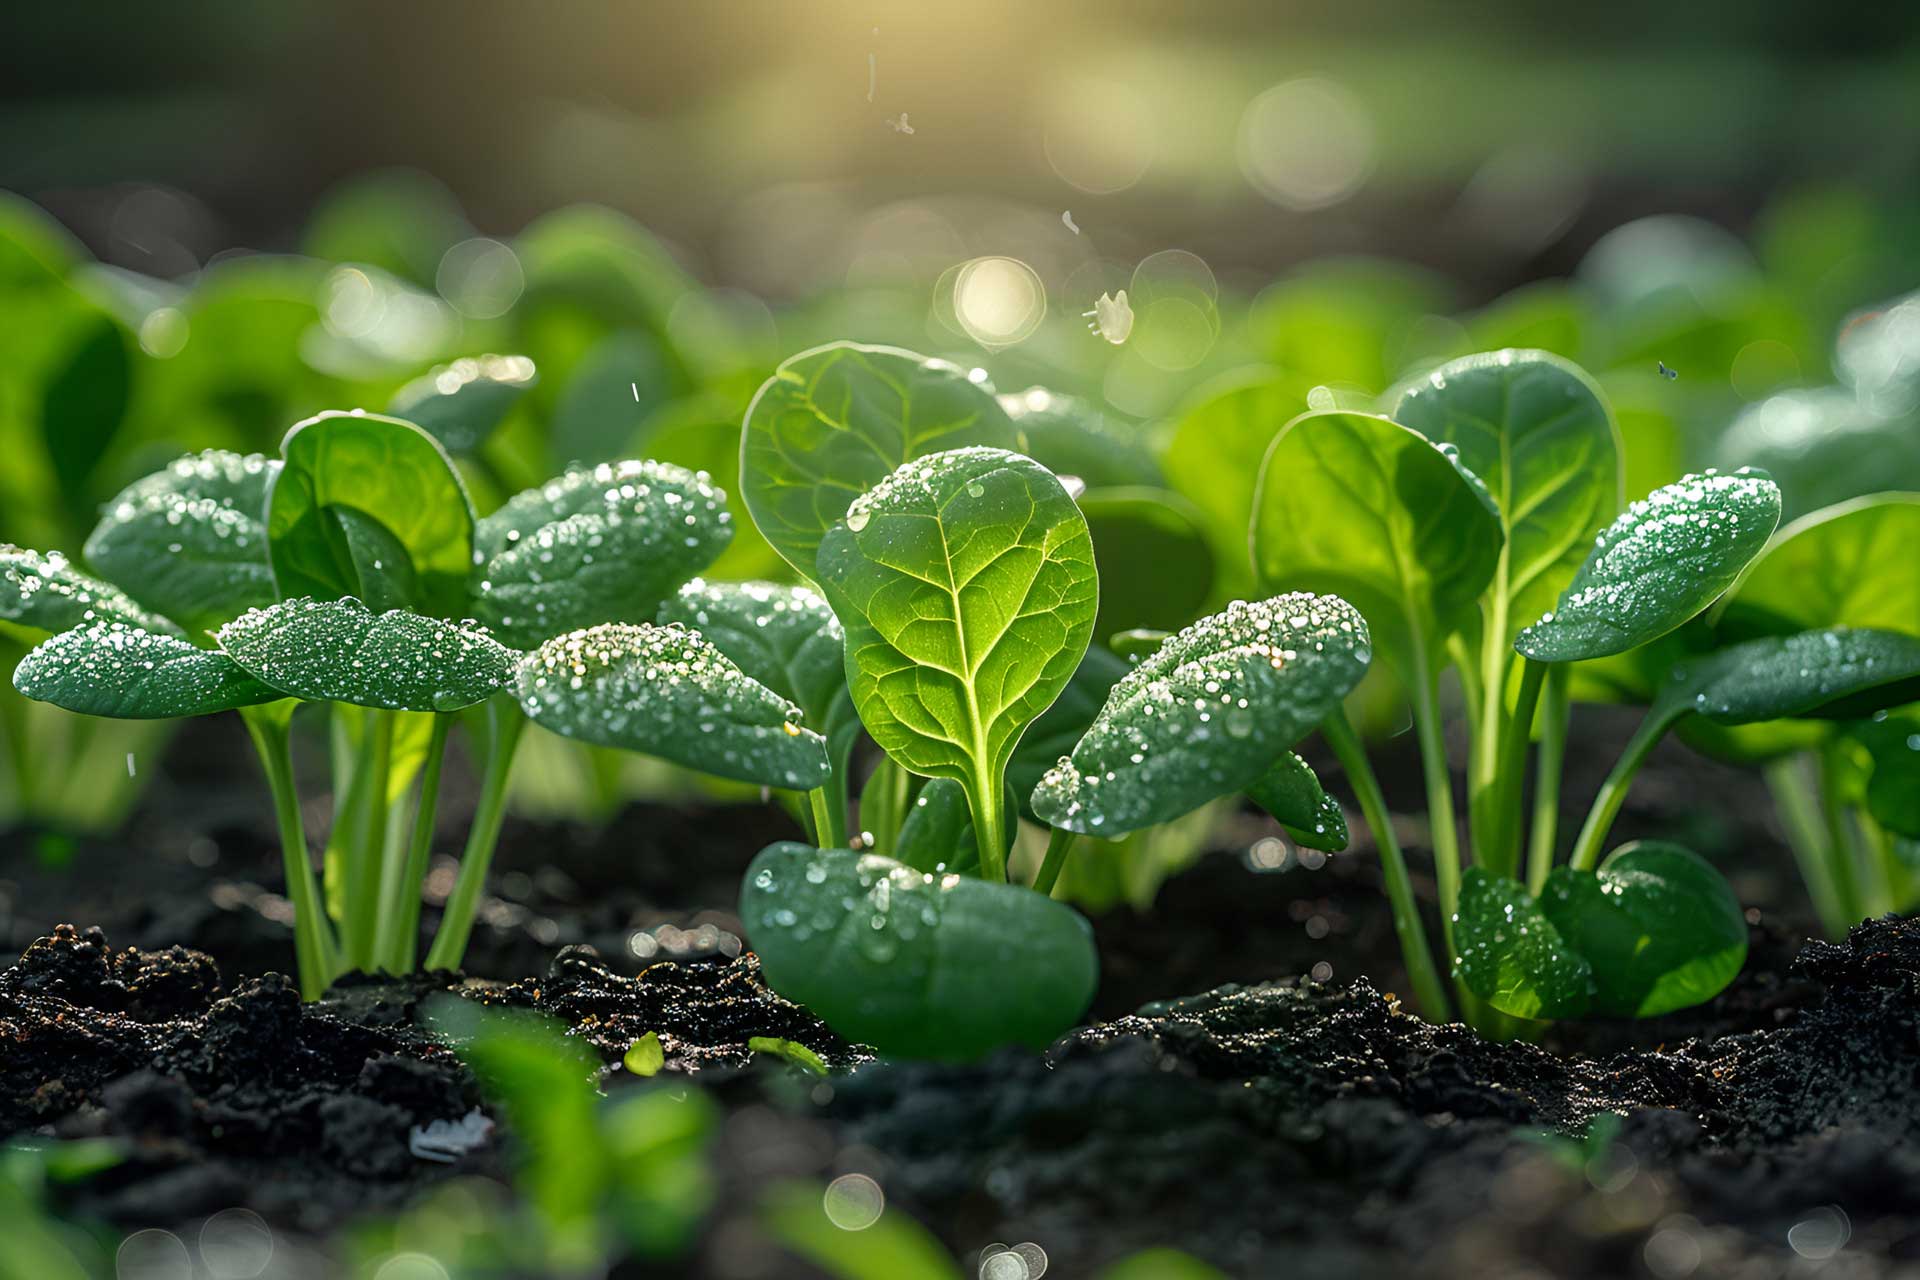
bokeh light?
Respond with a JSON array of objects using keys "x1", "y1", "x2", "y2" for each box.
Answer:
[
  {"x1": 953, "y1": 256, "x2": 1046, "y2": 349},
  {"x1": 1237, "y1": 78, "x2": 1375, "y2": 211}
]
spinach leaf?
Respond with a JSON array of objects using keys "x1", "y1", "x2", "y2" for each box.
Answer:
[
  {"x1": 387, "y1": 354, "x2": 537, "y2": 453},
  {"x1": 1515, "y1": 470, "x2": 1781, "y2": 662},
  {"x1": 815, "y1": 448, "x2": 1096, "y2": 876},
  {"x1": 1246, "y1": 751, "x2": 1348, "y2": 851},
  {"x1": 893, "y1": 776, "x2": 974, "y2": 872},
  {"x1": 1031, "y1": 594, "x2": 1370, "y2": 836},
  {"x1": 1452, "y1": 868, "x2": 1593, "y2": 1020},
  {"x1": 1078, "y1": 487, "x2": 1216, "y2": 638},
  {"x1": 1000, "y1": 386, "x2": 1161, "y2": 489},
  {"x1": 1714, "y1": 492, "x2": 1920, "y2": 638},
  {"x1": 741, "y1": 343, "x2": 1018, "y2": 580},
  {"x1": 472, "y1": 459, "x2": 732, "y2": 649},
  {"x1": 217, "y1": 597, "x2": 514, "y2": 712},
  {"x1": 515, "y1": 622, "x2": 830, "y2": 790},
  {"x1": 1671, "y1": 627, "x2": 1920, "y2": 726},
  {"x1": 0, "y1": 547, "x2": 182, "y2": 642},
  {"x1": 267, "y1": 411, "x2": 476, "y2": 618},
  {"x1": 14, "y1": 622, "x2": 281, "y2": 718},
  {"x1": 1007, "y1": 644, "x2": 1130, "y2": 823},
  {"x1": 1163, "y1": 376, "x2": 1301, "y2": 601},
  {"x1": 740, "y1": 842, "x2": 1097, "y2": 1060},
  {"x1": 82, "y1": 450, "x2": 280, "y2": 631},
  {"x1": 41, "y1": 314, "x2": 132, "y2": 531},
  {"x1": 1849, "y1": 715, "x2": 1920, "y2": 839}
]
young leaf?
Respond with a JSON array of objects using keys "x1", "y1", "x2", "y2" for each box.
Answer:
[
  {"x1": 267, "y1": 410, "x2": 476, "y2": 618},
  {"x1": 1078, "y1": 487, "x2": 1216, "y2": 637},
  {"x1": 1007, "y1": 644, "x2": 1130, "y2": 822},
  {"x1": 1713, "y1": 492, "x2": 1920, "y2": 638},
  {"x1": 472, "y1": 459, "x2": 732, "y2": 650},
  {"x1": 14, "y1": 622, "x2": 281, "y2": 718},
  {"x1": 741, "y1": 343, "x2": 1018, "y2": 580},
  {"x1": 893, "y1": 776, "x2": 973, "y2": 872},
  {"x1": 1392, "y1": 351, "x2": 1622, "y2": 649},
  {"x1": 814, "y1": 448, "x2": 1097, "y2": 867},
  {"x1": 1163, "y1": 376, "x2": 1303, "y2": 601},
  {"x1": 217, "y1": 597, "x2": 513, "y2": 711},
  {"x1": 1514, "y1": 470, "x2": 1781, "y2": 663},
  {"x1": 1538, "y1": 841, "x2": 1747, "y2": 1018},
  {"x1": 1245, "y1": 751, "x2": 1349, "y2": 851},
  {"x1": 740, "y1": 842, "x2": 1098, "y2": 1060},
  {"x1": 1452, "y1": 868, "x2": 1593, "y2": 1021},
  {"x1": 515, "y1": 622, "x2": 830, "y2": 790},
  {"x1": 82, "y1": 450, "x2": 280, "y2": 631},
  {"x1": 1032, "y1": 594, "x2": 1370, "y2": 837},
  {"x1": 0, "y1": 547, "x2": 183, "y2": 641},
  {"x1": 1251, "y1": 410, "x2": 1502, "y2": 677},
  {"x1": 387, "y1": 354, "x2": 537, "y2": 452}
]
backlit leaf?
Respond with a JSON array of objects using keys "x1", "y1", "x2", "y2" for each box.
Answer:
[
  {"x1": 388, "y1": 354, "x2": 537, "y2": 453},
  {"x1": 1714, "y1": 493, "x2": 1920, "y2": 638}
]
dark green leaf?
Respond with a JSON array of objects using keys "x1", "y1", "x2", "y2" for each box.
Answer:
[
  {"x1": 741, "y1": 343, "x2": 1018, "y2": 579},
  {"x1": 40, "y1": 315, "x2": 131, "y2": 526},
  {"x1": 1000, "y1": 386, "x2": 1161, "y2": 488},
  {"x1": 740, "y1": 842, "x2": 1097, "y2": 1060},
  {"x1": 1245, "y1": 752, "x2": 1348, "y2": 851},
  {"x1": 387, "y1": 354, "x2": 537, "y2": 452},
  {"x1": 1539, "y1": 842, "x2": 1747, "y2": 1018},
  {"x1": 14, "y1": 622, "x2": 280, "y2": 718},
  {"x1": 1850, "y1": 715, "x2": 1920, "y2": 840},
  {"x1": 1007, "y1": 644, "x2": 1129, "y2": 823},
  {"x1": 1079, "y1": 487, "x2": 1216, "y2": 637},
  {"x1": 893, "y1": 777, "x2": 973, "y2": 873},
  {"x1": 552, "y1": 331, "x2": 668, "y2": 468},
  {"x1": 1452, "y1": 867, "x2": 1592, "y2": 1021},
  {"x1": 217, "y1": 596, "x2": 513, "y2": 711},
  {"x1": 82, "y1": 450, "x2": 279, "y2": 631},
  {"x1": 1666, "y1": 627, "x2": 1920, "y2": 726},
  {"x1": 1515, "y1": 470, "x2": 1781, "y2": 662},
  {"x1": 0, "y1": 547, "x2": 182, "y2": 642},
  {"x1": 472, "y1": 459, "x2": 732, "y2": 649},
  {"x1": 267, "y1": 411, "x2": 476, "y2": 618},
  {"x1": 515, "y1": 622, "x2": 830, "y2": 790},
  {"x1": 1032, "y1": 594, "x2": 1370, "y2": 836}
]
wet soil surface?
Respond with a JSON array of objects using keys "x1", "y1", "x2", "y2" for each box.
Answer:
[{"x1": 3, "y1": 712, "x2": 1912, "y2": 1277}]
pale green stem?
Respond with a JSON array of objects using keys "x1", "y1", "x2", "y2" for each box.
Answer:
[
  {"x1": 1525, "y1": 664, "x2": 1571, "y2": 895},
  {"x1": 1032, "y1": 826, "x2": 1077, "y2": 898},
  {"x1": 376, "y1": 715, "x2": 451, "y2": 970},
  {"x1": 808, "y1": 786, "x2": 846, "y2": 850},
  {"x1": 241, "y1": 704, "x2": 337, "y2": 999},
  {"x1": 1763, "y1": 756, "x2": 1847, "y2": 939},
  {"x1": 1482, "y1": 656, "x2": 1546, "y2": 882},
  {"x1": 425, "y1": 702, "x2": 527, "y2": 972},
  {"x1": 342, "y1": 710, "x2": 394, "y2": 969},
  {"x1": 971, "y1": 768, "x2": 1008, "y2": 883},
  {"x1": 863, "y1": 757, "x2": 911, "y2": 852},
  {"x1": 1568, "y1": 706, "x2": 1677, "y2": 873},
  {"x1": 1406, "y1": 638, "x2": 1462, "y2": 926},
  {"x1": 1816, "y1": 744, "x2": 1866, "y2": 929},
  {"x1": 1323, "y1": 708, "x2": 1452, "y2": 1022}
]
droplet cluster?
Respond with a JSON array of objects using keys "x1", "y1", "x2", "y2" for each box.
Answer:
[
  {"x1": 0, "y1": 546, "x2": 180, "y2": 638},
  {"x1": 656, "y1": 578, "x2": 850, "y2": 725},
  {"x1": 14, "y1": 620, "x2": 275, "y2": 718},
  {"x1": 1683, "y1": 626, "x2": 1920, "y2": 724}
]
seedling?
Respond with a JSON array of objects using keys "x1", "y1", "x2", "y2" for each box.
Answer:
[{"x1": 12, "y1": 412, "x2": 828, "y2": 998}]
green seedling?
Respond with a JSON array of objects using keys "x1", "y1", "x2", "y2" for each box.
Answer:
[
  {"x1": 12, "y1": 412, "x2": 827, "y2": 997},
  {"x1": 747, "y1": 1036, "x2": 830, "y2": 1075}
]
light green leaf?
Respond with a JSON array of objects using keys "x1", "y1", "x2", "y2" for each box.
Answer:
[
  {"x1": 1514, "y1": 470, "x2": 1781, "y2": 662},
  {"x1": 1251, "y1": 410, "x2": 1502, "y2": 677},
  {"x1": 1714, "y1": 493, "x2": 1920, "y2": 638},
  {"x1": 740, "y1": 343, "x2": 1018, "y2": 579},
  {"x1": 216, "y1": 596, "x2": 513, "y2": 711},
  {"x1": 0, "y1": 547, "x2": 183, "y2": 642},
  {"x1": 515, "y1": 622, "x2": 830, "y2": 790},
  {"x1": 1078, "y1": 487, "x2": 1216, "y2": 638},
  {"x1": 740, "y1": 843, "x2": 1097, "y2": 1060},
  {"x1": 387, "y1": 354, "x2": 537, "y2": 452},
  {"x1": 14, "y1": 622, "x2": 281, "y2": 718},
  {"x1": 1392, "y1": 350, "x2": 1622, "y2": 649},
  {"x1": 1452, "y1": 867, "x2": 1592, "y2": 1021},
  {"x1": 1032, "y1": 594, "x2": 1370, "y2": 836},
  {"x1": 82, "y1": 450, "x2": 279, "y2": 631},
  {"x1": 814, "y1": 448, "x2": 1096, "y2": 864},
  {"x1": 1540, "y1": 841, "x2": 1747, "y2": 1018},
  {"x1": 1163, "y1": 376, "x2": 1302, "y2": 601},
  {"x1": 472, "y1": 459, "x2": 732, "y2": 649},
  {"x1": 1246, "y1": 752, "x2": 1348, "y2": 851},
  {"x1": 267, "y1": 411, "x2": 476, "y2": 618}
]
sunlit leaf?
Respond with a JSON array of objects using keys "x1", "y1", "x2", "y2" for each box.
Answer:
[
  {"x1": 388, "y1": 354, "x2": 537, "y2": 453},
  {"x1": 0, "y1": 547, "x2": 182, "y2": 642},
  {"x1": 1452, "y1": 868, "x2": 1592, "y2": 1020},
  {"x1": 1245, "y1": 751, "x2": 1348, "y2": 851}
]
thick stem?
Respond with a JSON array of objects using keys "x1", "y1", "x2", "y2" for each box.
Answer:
[
  {"x1": 970, "y1": 768, "x2": 1007, "y2": 883},
  {"x1": 1032, "y1": 826, "x2": 1077, "y2": 898},
  {"x1": 1525, "y1": 664, "x2": 1570, "y2": 894},
  {"x1": 1323, "y1": 709, "x2": 1452, "y2": 1022},
  {"x1": 377, "y1": 715, "x2": 451, "y2": 970},
  {"x1": 1406, "y1": 639, "x2": 1462, "y2": 925},
  {"x1": 342, "y1": 710, "x2": 395, "y2": 968},
  {"x1": 424, "y1": 701, "x2": 526, "y2": 972},
  {"x1": 1816, "y1": 744, "x2": 1866, "y2": 929},
  {"x1": 1482, "y1": 657, "x2": 1546, "y2": 881},
  {"x1": 1568, "y1": 705, "x2": 1677, "y2": 872},
  {"x1": 241, "y1": 703, "x2": 337, "y2": 999},
  {"x1": 1763, "y1": 756, "x2": 1847, "y2": 939},
  {"x1": 807, "y1": 787, "x2": 846, "y2": 850}
]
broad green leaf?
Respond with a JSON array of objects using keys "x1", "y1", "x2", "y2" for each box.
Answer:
[
  {"x1": 1452, "y1": 868, "x2": 1592, "y2": 1020},
  {"x1": 1714, "y1": 493, "x2": 1920, "y2": 638},
  {"x1": 1392, "y1": 351, "x2": 1622, "y2": 649},
  {"x1": 1079, "y1": 487, "x2": 1216, "y2": 638},
  {"x1": 217, "y1": 597, "x2": 513, "y2": 712},
  {"x1": 1032, "y1": 594, "x2": 1370, "y2": 836},
  {"x1": 1251, "y1": 410, "x2": 1502, "y2": 677},
  {"x1": 1539, "y1": 842, "x2": 1747, "y2": 1018},
  {"x1": 387, "y1": 354, "x2": 537, "y2": 452},
  {"x1": 1007, "y1": 644, "x2": 1129, "y2": 823},
  {"x1": 741, "y1": 342, "x2": 1018, "y2": 579},
  {"x1": 1850, "y1": 715, "x2": 1920, "y2": 839},
  {"x1": 999, "y1": 386, "x2": 1161, "y2": 489},
  {"x1": 515, "y1": 622, "x2": 830, "y2": 790},
  {"x1": 1245, "y1": 752, "x2": 1348, "y2": 851},
  {"x1": 267, "y1": 411, "x2": 476, "y2": 618},
  {"x1": 14, "y1": 622, "x2": 280, "y2": 718},
  {"x1": 893, "y1": 777, "x2": 973, "y2": 873},
  {"x1": 1718, "y1": 388, "x2": 1920, "y2": 522},
  {"x1": 472, "y1": 459, "x2": 732, "y2": 649},
  {"x1": 814, "y1": 448, "x2": 1096, "y2": 844},
  {"x1": 1669, "y1": 627, "x2": 1920, "y2": 726},
  {"x1": 82, "y1": 451, "x2": 279, "y2": 631},
  {"x1": 1515, "y1": 470, "x2": 1781, "y2": 663},
  {"x1": 0, "y1": 547, "x2": 182, "y2": 642},
  {"x1": 740, "y1": 842, "x2": 1097, "y2": 1060},
  {"x1": 1162, "y1": 376, "x2": 1302, "y2": 600}
]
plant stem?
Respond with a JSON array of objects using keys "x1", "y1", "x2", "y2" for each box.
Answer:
[
  {"x1": 1856, "y1": 811, "x2": 1900, "y2": 921},
  {"x1": 1406, "y1": 641, "x2": 1462, "y2": 926},
  {"x1": 376, "y1": 715, "x2": 451, "y2": 970},
  {"x1": 1816, "y1": 743, "x2": 1866, "y2": 929},
  {"x1": 862, "y1": 756, "x2": 910, "y2": 852},
  {"x1": 1762, "y1": 756, "x2": 1846, "y2": 939},
  {"x1": 970, "y1": 768, "x2": 1007, "y2": 883},
  {"x1": 1323, "y1": 708, "x2": 1452, "y2": 1022},
  {"x1": 425, "y1": 700, "x2": 527, "y2": 972},
  {"x1": 807, "y1": 786, "x2": 846, "y2": 850},
  {"x1": 342, "y1": 710, "x2": 394, "y2": 968},
  {"x1": 240, "y1": 703, "x2": 337, "y2": 999},
  {"x1": 1482, "y1": 657, "x2": 1546, "y2": 881},
  {"x1": 1032, "y1": 826, "x2": 1077, "y2": 897},
  {"x1": 1525, "y1": 664, "x2": 1570, "y2": 895},
  {"x1": 1567, "y1": 705, "x2": 1677, "y2": 873}
]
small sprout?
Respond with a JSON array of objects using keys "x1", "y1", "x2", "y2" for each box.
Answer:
[
  {"x1": 1084, "y1": 290, "x2": 1133, "y2": 344},
  {"x1": 624, "y1": 1031, "x2": 665, "y2": 1077},
  {"x1": 747, "y1": 1035, "x2": 828, "y2": 1075}
]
